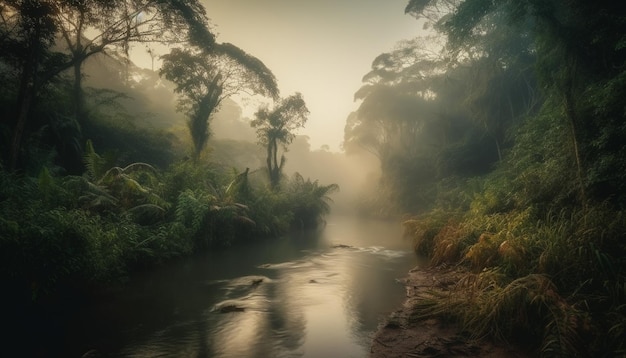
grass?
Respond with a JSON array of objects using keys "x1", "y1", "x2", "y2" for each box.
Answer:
[{"x1": 404, "y1": 203, "x2": 626, "y2": 357}]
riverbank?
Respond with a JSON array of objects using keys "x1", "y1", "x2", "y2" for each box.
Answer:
[{"x1": 370, "y1": 265, "x2": 532, "y2": 358}]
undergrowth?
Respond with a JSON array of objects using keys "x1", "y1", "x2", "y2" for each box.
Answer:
[
  {"x1": 0, "y1": 143, "x2": 339, "y2": 304},
  {"x1": 404, "y1": 203, "x2": 626, "y2": 357}
]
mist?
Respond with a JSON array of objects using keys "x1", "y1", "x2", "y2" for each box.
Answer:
[
  {"x1": 77, "y1": 49, "x2": 384, "y2": 217},
  {"x1": 1, "y1": 1, "x2": 625, "y2": 357},
  {"x1": 206, "y1": 99, "x2": 380, "y2": 214}
]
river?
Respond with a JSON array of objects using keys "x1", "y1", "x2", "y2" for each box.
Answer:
[{"x1": 52, "y1": 215, "x2": 423, "y2": 357}]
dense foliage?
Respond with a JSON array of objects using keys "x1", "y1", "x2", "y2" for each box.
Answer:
[
  {"x1": 356, "y1": 0, "x2": 626, "y2": 356},
  {"x1": 160, "y1": 44, "x2": 279, "y2": 158},
  {"x1": 252, "y1": 93, "x2": 309, "y2": 189},
  {"x1": 0, "y1": 1, "x2": 338, "y2": 308}
]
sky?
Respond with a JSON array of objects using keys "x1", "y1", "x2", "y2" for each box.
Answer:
[{"x1": 200, "y1": 0, "x2": 421, "y2": 151}]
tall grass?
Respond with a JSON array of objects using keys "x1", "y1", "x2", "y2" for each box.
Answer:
[
  {"x1": 404, "y1": 202, "x2": 626, "y2": 356},
  {"x1": 411, "y1": 271, "x2": 587, "y2": 356}
]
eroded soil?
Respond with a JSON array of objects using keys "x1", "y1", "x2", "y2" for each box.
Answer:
[{"x1": 369, "y1": 266, "x2": 533, "y2": 358}]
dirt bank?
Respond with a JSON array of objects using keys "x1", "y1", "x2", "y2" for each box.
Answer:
[{"x1": 369, "y1": 266, "x2": 532, "y2": 358}]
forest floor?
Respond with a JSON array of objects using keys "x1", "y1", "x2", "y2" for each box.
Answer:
[{"x1": 369, "y1": 265, "x2": 533, "y2": 358}]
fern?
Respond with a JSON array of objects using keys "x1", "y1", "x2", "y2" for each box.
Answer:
[
  {"x1": 175, "y1": 189, "x2": 213, "y2": 234},
  {"x1": 83, "y1": 140, "x2": 110, "y2": 180},
  {"x1": 126, "y1": 204, "x2": 166, "y2": 224},
  {"x1": 80, "y1": 142, "x2": 170, "y2": 217}
]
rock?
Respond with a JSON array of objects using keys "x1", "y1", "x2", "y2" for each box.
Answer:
[
  {"x1": 332, "y1": 244, "x2": 353, "y2": 249},
  {"x1": 218, "y1": 304, "x2": 245, "y2": 313}
]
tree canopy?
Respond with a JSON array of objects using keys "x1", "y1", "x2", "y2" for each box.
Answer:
[
  {"x1": 160, "y1": 43, "x2": 279, "y2": 158},
  {"x1": 386, "y1": 1, "x2": 626, "y2": 356},
  {"x1": 1, "y1": 0, "x2": 214, "y2": 169},
  {"x1": 251, "y1": 93, "x2": 309, "y2": 189}
]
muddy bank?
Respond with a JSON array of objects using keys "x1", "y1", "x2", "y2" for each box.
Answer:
[{"x1": 370, "y1": 266, "x2": 532, "y2": 358}]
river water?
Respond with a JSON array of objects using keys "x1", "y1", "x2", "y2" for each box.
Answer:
[{"x1": 61, "y1": 215, "x2": 422, "y2": 357}]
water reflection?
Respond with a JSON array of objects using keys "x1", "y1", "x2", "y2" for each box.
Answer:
[{"x1": 64, "y1": 216, "x2": 422, "y2": 357}]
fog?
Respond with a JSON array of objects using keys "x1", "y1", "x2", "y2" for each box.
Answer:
[
  {"x1": 77, "y1": 52, "x2": 384, "y2": 214},
  {"x1": 210, "y1": 102, "x2": 382, "y2": 213},
  {"x1": 3, "y1": 2, "x2": 624, "y2": 357}
]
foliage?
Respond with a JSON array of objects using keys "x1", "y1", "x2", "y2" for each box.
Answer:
[
  {"x1": 405, "y1": 200, "x2": 626, "y2": 356},
  {"x1": 173, "y1": 181, "x2": 255, "y2": 249},
  {"x1": 79, "y1": 140, "x2": 169, "y2": 223},
  {"x1": 411, "y1": 271, "x2": 587, "y2": 356},
  {"x1": 1, "y1": 0, "x2": 214, "y2": 170},
  {"x1": 82, "y1": 107, "x2": 180, "y2": 170},
  {"x1": 345, "y1": 32, "x2": 520, "y2": 215},
  {"x1": 160, "y1": 44, "x2": 279, "y2": 158},
  {"x1": 286, "y1": 173, "x2": 340, "y2": 229},
  {"x1": 251, "y1": 93, "x2": 309, "y2": 189},
  {"x1": 245, "y1": 186, "x2": 292, "y2": 236},
  {"x1": 394, "y1": 1, "x2": 626, "y2": 356},
  {"x1": 0, "y1": 167, "x2": 132, "y2": 300},
  {"x1": 0, "y1": 0, "x2": 339, "y2": 328}
]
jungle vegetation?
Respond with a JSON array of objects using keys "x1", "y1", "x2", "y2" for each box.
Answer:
[
  {"x1": 252, "y1": 92, "x2": 309, "y2": 189},
  {"x1": 0, "y1": 0, "x2": 338, "y2": 306},
  {"x1": 344, "y1": 0, "x2": 625, "y2": 356}
]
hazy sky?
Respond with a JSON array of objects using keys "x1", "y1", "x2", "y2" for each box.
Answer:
[{"x1": 201, "y1": 0, "x2": 420, "y2": 151}]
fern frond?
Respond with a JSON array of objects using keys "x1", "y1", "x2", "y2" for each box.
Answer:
[
  {"x1": 126, "y1": 204, "x2": 166, "y2": 224},
  {"x1": 121, "y1": 162, "x2": 158, "y2": 174},
  {"x1": 83, "y1": 140, "x2": 105, "y2": 180}
]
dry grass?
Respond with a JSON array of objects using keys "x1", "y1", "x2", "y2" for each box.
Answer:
[
  {"x1": 402, "y1": 204, "x2": 626, "y2": 356},
  {"x1": 410, "y1": 270, "x2": 588, "y2": 356}
]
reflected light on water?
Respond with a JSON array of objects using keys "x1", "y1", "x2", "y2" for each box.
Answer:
[
  {"x1": 211, "y1": 309, "x2": 267, "y2": 357},
  {"x1": 298, "y1": 259, "x2": 365, "y2": 358},
  {"x1": 62, "y1": 216, "x2": 421, "y2": 358}
]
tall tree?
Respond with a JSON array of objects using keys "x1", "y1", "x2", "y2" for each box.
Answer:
[
  {"x1": 1, "y1": 0, "x2": 58, "y2": 169},
  {"x1": 406, "y1": 1, "x2": 540, "y2": 161},
  {"x1": 424, "y1": 0, "x2": 626, "y2": 205},
  {"x1": 160, "y1": 43, "x2": 279, "y2": 159},
  {"x1": 1, "y1": 0, "x2": 214, "y2": 170},
  {"x1": 53, "y1": 0, "x2": 214, "y2": 127},
  {"x1": 251, "y1": 93, "x2": 309, "y2": 189}
]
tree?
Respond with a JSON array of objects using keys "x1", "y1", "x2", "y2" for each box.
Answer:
[
  {"x1": 1, "y1": 0, "x2": 58, "y2": 169},
  {"x1": 288, "y1": 172, "x2": 339, "y2": 229},
  {"x1": 251, "y1": 93, "x2": 309, "y2": 189},
  {"x1": 1, "y1": 0, "x2": 214, "y2": 170},
  {"x1": 345, "y1": 36, "x2": 504, "y2": 213},
  {"x1": 160, "y1": 43, "x2": 279, "y2": 159},
  {"x1": 421, "y1": 0, "x2": 626, "y2": 206},
  {"x1": 53, "y1": 0, "x2": 214, "y2": 127}
]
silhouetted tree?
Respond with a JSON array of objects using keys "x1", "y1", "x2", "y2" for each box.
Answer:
[
  {"x1": 54, "y1": 0, "x2": 213, "y2": 127},
  {"x1": 252, "y1": 93, "x2": 309, "y2": 189},
  {"x1": 346, "y1": 36, "x2": 503, "y2": 212},
  {"x1": 429, "y1": 0, "x2": 626, "y2": 206},
  {"x1": 1, "y1": 0, "x2": 57, "y2": 169},
  {"x1": 160, "y1": 43, "x2": 279, "y2": 159},
  {"x1": 1, "y1": 0, "x2": 214, "y2": 170}
]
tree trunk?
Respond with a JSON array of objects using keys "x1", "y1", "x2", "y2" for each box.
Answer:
[
  {"x1": 267, "y1": 139, "x2": 282, "y2": 189},
  {"x1": 564, "y1": 89, "x2": 586, "y2": 208},
  {"x1": 10, "y1": 85, "x2": 35, "y2": 170},
  {"x1": 272, "y1": 140, "x2": 278, "y2": 184},
  {"x1": 9, "y1": 40, "x2": 38, "y2": 170},
  {"x1": 73, "y1": 59, "x2": 86, "y2": 127},
  {"x1": 494, "y1": 136, "x2": 502, "y2": 162},
  {"x1": 266, "y1": 141, "x2": 274, "y2": 187},
  {"x1": 562, "y1": 56, "x2": 586, "y2": 208}
]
